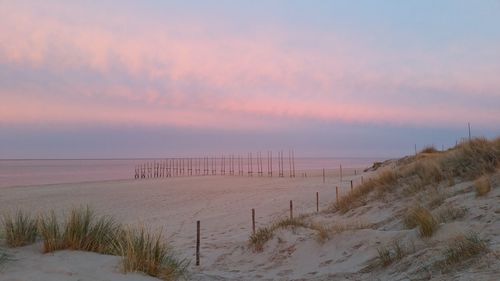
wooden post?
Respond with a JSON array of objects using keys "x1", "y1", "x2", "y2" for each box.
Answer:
[
  {"x1": 316, "y1": 192, "x2": 319, "y2": 213},
  {"x1": 350, "y1": 180, "x2": 353, "y2": 192},
  {"x1": 336, "y1": 186, "x2": 339, "y2": 205},
  {"x1": 468, "y1": 122, "x2": 471, "y2": 141},
  {"x1": 354, "y1": 169, "x2": 357, "y2": 175},
  {"x1": 340, "y1": 164, "x2": 343, "y2": 184},
  {"x1": 322, "y1": 168, "x2": 325, "y2": 183},
  {"x1": 289, "y1": 200, "x2": 293, "y2": 219},
  {"x1": 414, "y1": 144, "x2": 417, "y2": 156},
  {"x1": 252, "y1": 209, "x2": 256, "y2": 234},
  {"x1": 196, "y1": 220, "x2": 200, "y2": 266}
]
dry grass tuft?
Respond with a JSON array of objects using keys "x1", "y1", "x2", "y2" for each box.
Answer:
[
  {"x1": 404, "y1": 206, "x2": 438, "y2": 237},
  {"x1": 38, "y1": 211, "x2": 64, "y2": 253},
  {"x1": 38, "y1": 207, "x2": 122, "y2": 254},
  {"x1": 63, "y1": 207, "x2": 121, "y2": 254},
  {"x1": 309, "y1": 221, "x2": 373, "y2": 243},
  {"x1": 334, "y1": 169, "x2": 398, "y2": 213},
  {"x1": 376, "y1": 239, "x2": 415, "y2": 267},
  {"x1": 474, "y1": 175, "x2": 492, "y2": 197},
  {"x1": 120, "y1": 226, "x2": 188, "y2": 281},
  {"x1": 249, "y1": 217, "x2": 307, "y2": 251},
  {"x1": 2, "y1": 210, "x2": 38, "y2": 247},
  {"x1": 249, "y1": 226, "x2": 274, "y2": 252},
  {"x1": 402, "y1": 159, "x2": 444, "y2": 187},
  {"x1": 435, "y1": 204, "x2": 467, "y2": 223},
  {"x1": 442, "y1": 138, "x2": 499, "y2": 180},
  {"x1": 443, "y1": 232, "x2": 487, "y2": 265},
  {"x1": 420, "y1": 146, "x2": 439, "y2": 154}
]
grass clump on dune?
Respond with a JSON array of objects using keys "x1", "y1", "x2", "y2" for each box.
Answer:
[
  {"x1": 404, "y1": 206, "x2": 438, "y2": 237},
  {"x1": 474, "y1": 175, "x2": 492, "y2": 197},
  {"x1": 38, "y1": 207, "x2": 122, "y2": 254},
  {"x1": 443, "y1": 232, "x2": 487, "y2": 265},
  {"x1": 249, "y1": 217, "x2": 307, "y2": 252},
  {"x1": 2, "y1": 210, "x2": 38, "y2": 247},
  {"x1": 334, "y1": 170, "x2": 398, "y2": 213},
  {"x1": 38, "y1": 211, "x2": 64, "y2": 253},
  {"x1": 420, "y1": 145, "x2": 439, "y2": 154},
  {"x1": 375, "y1": 239, "x2": 415, "y2": 267},
  {"x1": 120, "y1": 226, "x2": 188, "y2": 281},
  {"x1": 442, "y1": 138, "x2": 499, "y2": 180},
  {"x1": 63, "y1": 207, "x2": 121, "y2": 254}
]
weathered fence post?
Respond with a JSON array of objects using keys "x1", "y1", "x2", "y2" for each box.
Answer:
[
  {"x1": 252, "y1": 209, "x2": 256, "y2": 234},
  {"x1": 316, "y1": 192, "x2": 319, "y2": 213},
  {"x1": 196, "y1": 220, "x2": 200, "y2": 266}
]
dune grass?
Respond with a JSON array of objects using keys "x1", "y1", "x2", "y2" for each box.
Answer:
[
  {"x1": 420, "y1": 145, "x2": 439, "y2": 154},
  {"x1": 443, "y1": 232, "x2": 487, "y2": 265},
  {"x1": 474, "y1": 175, "x2": 492, "y2": 197},
  {"x1": 63, "y1": 207, "x2": 121, "y2": 254},
  {"x1": 335, "y1": 138, "x2": 499, "y2": 214},
  {"x1": 333, "y1": 169, "x2": 398, "y2": 213},
  {"x1": 38, "y1": 211, "x2": 64, "y2": 253},
  {"x1": 309, "y1": 221, "x2": 373, "y2": 243},
  {"x1": 442, "y1": 138, "x2": 499, "y2": 180},
  {"x1": 249, "y1": 217, "x2": 307, "y2": 252},
  {"x1": 404, "y1": 206, "x2": 438, "y2": 237},
  {"x1": 375, "y1": 239, "x2": 415, "y2": 267},
  {"x1": 120, "y1": 226, "x2": 188, "y2": 281},
  {"x1": 435, "y1": 204, "x2": 467, "y2": 223},
  {"x1": 2, "y1": 210, "x2": 38, "y2": 247},
  {"x1": 5, "y1": 207, "x2": 189, "y2": 280},
  {"x1": 37, "y1": 207, "x2": 122, "y2": 254}
]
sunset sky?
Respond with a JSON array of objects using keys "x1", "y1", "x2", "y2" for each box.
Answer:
[{"x1": 1, "y1": 1, "x2": 499, "y2": 158}]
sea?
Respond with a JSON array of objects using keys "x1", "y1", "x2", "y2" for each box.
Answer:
[{"x1": 0, "y1": 157, "x2": 385, "y2": 188}]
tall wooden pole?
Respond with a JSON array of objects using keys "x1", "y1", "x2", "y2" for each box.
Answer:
[
  {"x1": 196, "y1": 220, "x2": 200, "y2": 266},
  {"x1": 252, "y1": 209, "x2": 256, "y2": 234},
  {"x1": 316, "y1": 192, "x2": 319, "y2": 213}
]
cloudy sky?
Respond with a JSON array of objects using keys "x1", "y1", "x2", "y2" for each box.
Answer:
[{"x1": 1, "y1": 1, "x2": 499, "y2": 158}]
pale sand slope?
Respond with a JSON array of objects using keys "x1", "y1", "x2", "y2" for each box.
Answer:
[
  {"x1": 1, "y1": 168, "x2": 499, "y2": 280},
  {"x1": 0, "y1": 169, "x2": 363, "y2": 280}
]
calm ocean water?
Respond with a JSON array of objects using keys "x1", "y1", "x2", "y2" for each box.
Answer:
[{"x1": 0, "y1": 157, "x2": 385, "y2": 188}]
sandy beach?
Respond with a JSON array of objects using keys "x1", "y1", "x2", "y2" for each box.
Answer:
[
  {"x1": 2, "y1": 153, "x2": 499, "y2": 281},
  {"x1": 0, "y1": 169, "x2": 365, "y2": 280}
]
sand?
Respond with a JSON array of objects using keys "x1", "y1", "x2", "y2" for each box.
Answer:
[{"x1": 1, "y1": 167, "x2": 499, "y2": 280}]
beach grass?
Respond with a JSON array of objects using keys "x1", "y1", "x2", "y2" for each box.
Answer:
[
  {"x1": 38, "y1": 211, "x2": 64, "y2": 253},
  {"x1": 2, "y1": 206, "x2": 188, "y2": 279},
  {"x1": 249, "y1": 217, "x2": 307, "y2": 252},
  {"x1": 2, "y1": 210, "x2": 38, "y2": 247},
  {"x1": 120, "y1": 226, "x2": 188, "y2": 281},
  {"x1": 63, "y1": 207, "x2": 121, "y2": 254},
  {"x1": 443, "y1": 232, "x2": 487, "y2": 265},
  {"x1": 404, "y1": 206, "x2": 438, "y2": 237},
  {"x1": 333, "y1": 169, "x2": 398, "y2": 213},
  {"x1": 474, "y1": 175, "x2": 492, "y2": 196}
]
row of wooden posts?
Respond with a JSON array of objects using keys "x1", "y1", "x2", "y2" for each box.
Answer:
[
  {"x1": 134, "y1": 150, "x2": 296, "y2": 179},
  {"x1": 194, "y1": 176, "x2": 364, "y2": 266}
]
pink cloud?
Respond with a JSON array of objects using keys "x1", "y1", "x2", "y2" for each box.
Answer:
[{"x1": 1, "y1": 2, "x2": 499, "y2": 130}]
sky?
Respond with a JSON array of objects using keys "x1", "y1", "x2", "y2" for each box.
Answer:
[{"x1": 1, "y1": 1, "x2": 499, "y2": 159}]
